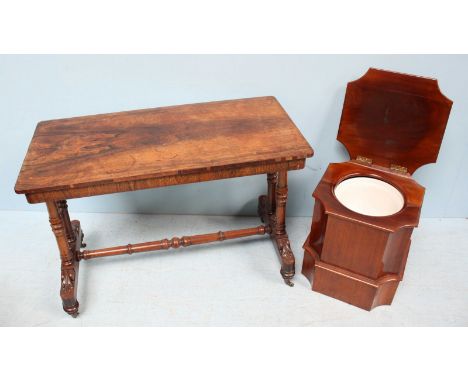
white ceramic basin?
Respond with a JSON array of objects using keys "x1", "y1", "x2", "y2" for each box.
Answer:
[{"x1": 334, "y1": 177, "x2": 404, "y2": 217}]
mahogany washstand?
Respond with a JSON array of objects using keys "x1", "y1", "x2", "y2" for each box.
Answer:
[
  {"x1": 302, "y1": 68, "x2": 452, "y2": 310},
  {"x1": 15, "y1": 97, "x2": 313, "y2": 317}
]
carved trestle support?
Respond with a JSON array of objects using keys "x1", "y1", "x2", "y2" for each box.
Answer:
[
  {"x1": 47, "y1": 200, "x2": 81, "y2": 317},
  {"x1": 46, "y1": 170, "x2": 294, "y2": 317},
  {"x1": 56, "y1": 201, "x2": 76, "y2": 252},
  {"x1": 258, "y1": 171, "x2": 295, "y2": 286},
  {"x1": 79, "y1": 225, "x2": 271, "y2": 260}
]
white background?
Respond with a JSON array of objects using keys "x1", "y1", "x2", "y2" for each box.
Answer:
[{"x1": 1, "y1": 1, "x2": 466, "y2": 382}]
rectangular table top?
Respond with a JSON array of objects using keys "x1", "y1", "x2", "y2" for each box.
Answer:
[{"x1": 15, "y1": 97, "x2": 313, "y2": 199}]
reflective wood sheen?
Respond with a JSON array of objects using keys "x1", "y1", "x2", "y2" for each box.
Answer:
[
  {"x1": 15, "y1": 96, "x2": 312, "y2": 202},
  {"x1": 15, "y1": 97, "x2": 313, "y2": 316},
  {"x1": 337, "y1": 68, "x2": 452, "y2": 174},
  {"x1": 303, "y1": 69, "x2": 452, "y2": 310}
]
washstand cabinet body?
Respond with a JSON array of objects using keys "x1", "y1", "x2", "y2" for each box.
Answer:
[{"x1": 302, "y1": 68, "x2": 452, "y2": 310}]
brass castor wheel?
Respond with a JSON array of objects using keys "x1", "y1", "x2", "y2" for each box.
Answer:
[{"x1": 64, "y1": 302, "x2": 79, "y2": 318}]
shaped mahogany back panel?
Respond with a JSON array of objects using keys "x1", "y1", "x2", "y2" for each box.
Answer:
[{"x1": 337, "y1": 68, "x2": 452, "y2": 174}]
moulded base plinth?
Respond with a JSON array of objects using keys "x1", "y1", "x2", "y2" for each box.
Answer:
[{"x1": 302, "y1": 237, "x2": 401, "y2": 311}]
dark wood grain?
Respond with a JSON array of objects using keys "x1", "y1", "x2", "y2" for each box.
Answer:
[
  {"x1": 23, "y1": 159, "x2": 305, "y2": 204},
  {"x1": 311, "y1": 161, "x2": 425, "y2": 232},
  {"x1": 15, "y1": 97, "x2": 313, "y2": 316},
  {"x1": 302, "y1": 162, "x2": 422, "y2": 311},
  {"x1": 337, "y1": 68, "x2": 452, "y2": 174},
  {"x1": 47, "y1": 200, "x2": 83, "y2": 317},
  {"x1": 303, "y1": 68, "x2": 452, "y2": 310},
  {"x1": 15, "y1": 96, "x2": 313, "y2": 201}
]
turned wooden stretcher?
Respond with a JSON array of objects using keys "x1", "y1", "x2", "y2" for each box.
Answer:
[{"x1": 15, "y1": 96, "x2": 313, "y2": 316}]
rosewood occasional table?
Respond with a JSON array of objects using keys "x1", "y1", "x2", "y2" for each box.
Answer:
[{"x1": 15, "y1": 96, "x2": 313, "y2": 317}]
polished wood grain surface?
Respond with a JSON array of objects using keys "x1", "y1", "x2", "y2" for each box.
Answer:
[
  {"x1": 337, "y1": 68, "x2": 452, "y2": 174},
  {"x1": 80, "y1": 224, "x2": 271, "y2": 260},
  {"x1": 302, "y1": 162, "x2": 421, "y2": 310},
  {"x1": 14, "y1": 97, "x2": 312, "y2": 316},
  {"x1": 15, "y1": 96, "x2": 313, "y2": 196},
  {"x1": 312, "y1": 161, "x2": 425, "y2": 232},
  {"x1": 303, "y1": 68, "x2": 453, "y2": 310}
]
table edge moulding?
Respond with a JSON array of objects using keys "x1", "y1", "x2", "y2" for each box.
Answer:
[{"x1": 14, "y1": 96, "x2": 313, "y2": 317}]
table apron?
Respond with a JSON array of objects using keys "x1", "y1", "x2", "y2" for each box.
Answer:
[{"x1": 25, "y1": 159, "x2": 305, "y2": 203}]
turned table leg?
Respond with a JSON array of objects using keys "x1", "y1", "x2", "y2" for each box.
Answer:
[
  {"x1": 46, "y1": 200, "x2": 81, "y2": 317},
  {"x1": 275, "y1": 171, "x2": 295, "y2": 286},
  {"x1": 266, "y1": 172, "x2": 277, "y2": 219},
  {"x1": 258, "y1": 171, "x2": 295, "y2": 286}
]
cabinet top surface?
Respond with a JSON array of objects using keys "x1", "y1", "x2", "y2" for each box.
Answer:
[{"x1": 15, "y1": 97, "x2": 313, "y2": 195}]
